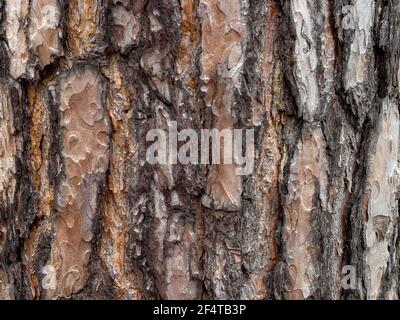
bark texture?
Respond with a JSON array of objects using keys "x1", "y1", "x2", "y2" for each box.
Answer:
[{"x1": 0, "y1": 0, "x2": 400, "y2": 300}]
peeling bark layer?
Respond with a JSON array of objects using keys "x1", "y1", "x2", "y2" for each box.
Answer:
[{"x1": 0, "y1": 0, "x2": 400, "y2": 300}]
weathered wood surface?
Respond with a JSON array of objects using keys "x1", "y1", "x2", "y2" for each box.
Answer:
[{"x1": 0, "y1": 0, "x2": 400, "y2": 300}]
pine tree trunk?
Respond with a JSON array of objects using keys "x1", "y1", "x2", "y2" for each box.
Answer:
[{"x1": 0, "y1": 0, "x2": 399, "y2": 300}]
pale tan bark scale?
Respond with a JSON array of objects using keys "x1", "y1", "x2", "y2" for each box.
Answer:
[
  {"x1": 0, "y1": 0, "x2": 400, "y2": 300},
  {"x1": 46, "y1": 66, "x2": 110, "y2": 298}
]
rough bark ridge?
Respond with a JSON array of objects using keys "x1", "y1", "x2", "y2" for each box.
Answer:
[{"x1": 0, "y1": 0, "x2": 399, "y2": 300}]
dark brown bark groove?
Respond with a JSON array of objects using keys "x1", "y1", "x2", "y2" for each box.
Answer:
[{"x1": 0, "y1": 0, "x2": 399, "y2": 300}]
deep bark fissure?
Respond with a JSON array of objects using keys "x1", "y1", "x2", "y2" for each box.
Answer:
[{"x1": 0, "y1": 0, "x2": 400, "y2": 300}]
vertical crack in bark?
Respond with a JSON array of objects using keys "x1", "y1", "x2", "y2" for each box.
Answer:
[
  {"x1": 0, "y1": 0, "x2": 400, "y2": 300},
  {"x1": 0, "y1": 80, "x2": 23, "y2": 300},
  {"x1": 240, "y1": 0, "x2": 282, "y2": 300}
]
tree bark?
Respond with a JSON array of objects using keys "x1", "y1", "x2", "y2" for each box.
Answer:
[{"x1": 0, "y1": 0, "x2": 399, "y2": 300}]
